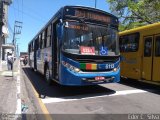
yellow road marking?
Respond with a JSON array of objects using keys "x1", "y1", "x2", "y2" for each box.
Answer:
[{"x1": 31, "y1": 84, "x2": 52, "y2": 120}]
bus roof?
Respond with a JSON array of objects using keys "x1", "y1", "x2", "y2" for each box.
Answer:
[
  {"x1": 63, "y1": 5, "x2": 118, "y2": 19},
  {"x1": 119, "y1": 22, "x2": 160, "y2": 35},
  {"x1": 28, "y1": 5, "x2": 118, "y2": 45}
]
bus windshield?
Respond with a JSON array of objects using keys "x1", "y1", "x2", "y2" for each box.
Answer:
[{"x1": 63, "y1": 22, "x2": 119, "y2": 56}]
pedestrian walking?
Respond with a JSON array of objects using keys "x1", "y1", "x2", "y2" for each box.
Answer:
[
  {"x1": 7, "y1": 52, "x2": 13, "y2": 70},
  {"x1": 23, "y1": 56, "x2": 28, "y2": 66}
]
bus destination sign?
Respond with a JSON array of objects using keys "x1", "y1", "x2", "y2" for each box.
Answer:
[
  {"x1": 75, "y1": 10, "x2": 111, "y2": 23},
  {"x1": 64, "y1": 7, "x2": 115, "y2": 24}
]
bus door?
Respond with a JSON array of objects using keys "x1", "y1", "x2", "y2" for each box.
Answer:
[
  {"x1": 52, "y1": 22, "x2": 60, "y2": 80},
  {"x1": 152, "y1": 35, "x2": 160, "y2": 81},
  {"x1": 142, "y1": 36, "x2": 153, "y2": 81}
]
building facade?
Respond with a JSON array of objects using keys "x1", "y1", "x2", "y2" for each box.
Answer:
[{"x1": 0, "y1": 0, "x2": 12, "y2": 70}]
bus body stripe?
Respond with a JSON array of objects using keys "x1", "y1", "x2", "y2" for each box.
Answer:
[
  {"x1": 92, "y1": 64, "x2": 97, "y2": 70},
  {"x1": 86, "y1": 64, "x2": 92, "y2": 70},
  {"x1": 80, "y1": 63, "x2": 86, "y2": 69}
]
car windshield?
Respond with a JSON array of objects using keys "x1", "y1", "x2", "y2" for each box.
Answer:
[{"x1": 62, "y1": 22, "x2": 119, "y2": 56}]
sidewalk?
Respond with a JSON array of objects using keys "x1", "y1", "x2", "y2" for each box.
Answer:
[
  {"x1": 0, "y1": 59, "x2": 20, "y2": 114},
  {"x1": 0, "y1": 59, "x2": 19, "y2": 77}
]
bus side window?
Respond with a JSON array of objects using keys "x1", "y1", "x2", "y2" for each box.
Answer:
[
  {"x1": 35, "y1": 38, "x2": 39, "y2": 50},
  {"x1": 31, "y1": 41, "x2": 34, "y2": 51},
  {"x1": 155, "y1": 36, "x2": 160, "y2": 57},
  {"x1": 39, "y1": 34, "x2": 42, "y2": 49},
  {"x1": 42, "y1": 31, "x2": 45, "y2": 48},
  {"x1": 45, "y1": 28, "x2": 47, "y2": 47},
  {"x1": 144, "y1": 37, "x2": 152, "y2": 57},
  {"x1": 119, "y1": 33, "x2": 139, "y2": 52},
  {"x1": 47, "y1": 25, "x2": 51, "y2": 47},
  {"x1": 28, "y1": 44, "x2": 31, "y2": 53}
]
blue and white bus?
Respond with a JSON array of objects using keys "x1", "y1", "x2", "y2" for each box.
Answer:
[{"x1": 28, "y1": 6, "x2": 120, "y2": 86}]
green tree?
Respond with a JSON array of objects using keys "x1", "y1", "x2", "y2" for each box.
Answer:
[{"x1": 107, "y1": 0, "x2": 160, "y2": 31}]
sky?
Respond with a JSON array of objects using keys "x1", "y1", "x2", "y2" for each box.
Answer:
[{"x1": 7, "y1": 0, "x2": 111, "y2": 52}]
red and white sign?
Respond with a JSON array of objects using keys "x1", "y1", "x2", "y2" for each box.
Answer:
[{"x1": 80, "y1": 46, "x2": 95, "y2": 55}]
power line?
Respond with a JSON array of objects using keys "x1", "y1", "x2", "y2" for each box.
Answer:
[
  {"x1": 10, "y1": 5, "x2": 46, "y2": 23},
  {"x1": 16, "y1": 0, "x2": 20, "y2": 20},
  {"x1": 21, "y1": 0, "x2": 23, "y2": 23},
  {"x1": 11, "y1": 0, "x2": 23, "y2": 23},
  {"x1": 12, "y1": 0, "x2": 17, "y2": 20}
]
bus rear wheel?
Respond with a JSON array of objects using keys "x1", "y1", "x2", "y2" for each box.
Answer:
[{"x1": 45, "y1": 67, "x2": 51, "y2": 85}]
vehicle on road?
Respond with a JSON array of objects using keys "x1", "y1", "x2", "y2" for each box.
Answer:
[
  {"x1": 28, "y1": 6, "x2": 120, "y2": 86},
  {"x1": 119, "y1": 22, "x2": 160, "y2": 85},
  {"x1": 20, "y1": 57, "x2": 24, "y2": 62}
]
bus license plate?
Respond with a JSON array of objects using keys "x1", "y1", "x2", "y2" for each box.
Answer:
[{"x1": 95, "y1": 76, "x2": 105, "y2": 81}]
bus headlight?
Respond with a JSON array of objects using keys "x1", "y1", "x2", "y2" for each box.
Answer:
[
  {"x1": 74, "y1": 68, "x2": 80, "y2": 72},
  {"x1": 62, "y1": 61, "x2": 80, "y2": 73},
  {"x1": 113, "y1": 66, "x2": 119, "y2": 72},
  {"x1": 113, "y1": 68, "x2": 118, "y2": 72}
]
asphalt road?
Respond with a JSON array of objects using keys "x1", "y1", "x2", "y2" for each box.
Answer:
[{"x1": 21, "y1": 66, "x2": 160, "y2": 120}]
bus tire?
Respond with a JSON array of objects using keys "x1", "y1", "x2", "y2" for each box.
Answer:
[{"x1": 45, "y1": 66, "x2": 51, "y2": 85}]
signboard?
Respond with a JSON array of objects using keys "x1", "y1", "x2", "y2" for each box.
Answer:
[
  {"x1": 75, "y1": 10, "x2": 111, "y2": 23},
  {"x1": 67, "y1": 24, "x2": 88, "y2": 31},
  {"x1": 80, "y1": 46, "x2": 95, "y2": 55},
  {"x1": 100, "y1": 46, "x2": 108, "y2": 55},
  {"x1": 64, "y1": 7, "x2": 118, "y2": 24}
]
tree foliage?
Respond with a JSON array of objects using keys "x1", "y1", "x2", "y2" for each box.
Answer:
[{"x1": 107, "y1": 0, "x2": 160, "y2": 31}]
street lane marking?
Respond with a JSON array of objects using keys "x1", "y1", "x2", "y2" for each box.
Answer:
[
  {"x1": 42, "y1": 89, "x2": 147, "y2": 104},
  {"x1": 1, "y1": 71, "x2": 17, "y2": 76},
  {"x1": 15, "y1": 99, "x2": 21, "y2": 114},
  {"x1": 31, "y1": 84, "x2": 53, "y2": 120},
  {"x1": 16, "y1": 66, "x2": 21, "y2": 114},
  {"x1": 109, "y1": 89, "x2": 147, "y2": 96},
  {"x1": 17, "y1": 76, "x2": 20, "y2": 94},
  {"x1": 21, "y1": 65, "x2": 52, "y2": 120}
]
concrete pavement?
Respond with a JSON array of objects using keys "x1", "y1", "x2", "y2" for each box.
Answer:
[{"x1": 0, "y1": 59, "x2": 21, "y2": 120}]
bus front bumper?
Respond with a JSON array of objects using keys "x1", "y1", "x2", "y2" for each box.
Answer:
[{"x1": 59, "y1": 66, "x2": 120, "y2": 86}]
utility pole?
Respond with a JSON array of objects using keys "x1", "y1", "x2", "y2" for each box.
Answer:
[
  {"x1": 12, "y1": 21, "x2": 22, "y2": 57},
  {"x1": 16, "y1": 44, "x2": 19, "y2": 58},
  {"x1": 95, "y1": 0, "x2": 97, "y2": 8},
  {"x1": 12, "y1": 21, "x2": 22, "y2": 45}
]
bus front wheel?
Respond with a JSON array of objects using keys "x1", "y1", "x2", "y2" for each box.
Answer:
[{"x1": 45, "y1": 67, "x2": 51, "y2": 85}]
